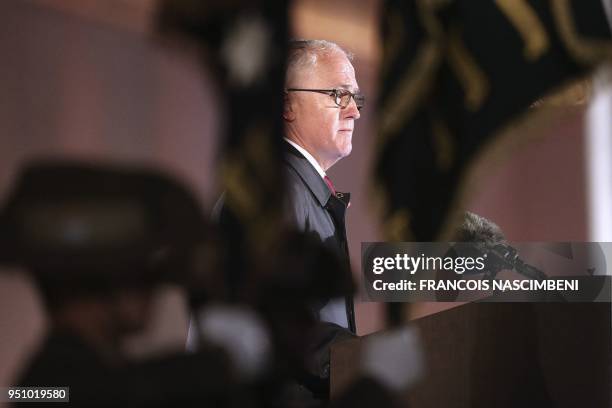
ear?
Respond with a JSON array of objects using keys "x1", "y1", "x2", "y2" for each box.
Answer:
[{"x1": 283, "y1": 91, "x2": 296, "y2": 121}]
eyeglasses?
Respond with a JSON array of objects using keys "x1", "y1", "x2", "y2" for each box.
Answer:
[{"x1": 285, "y1": 88, "x2": 365, "y2": 111}]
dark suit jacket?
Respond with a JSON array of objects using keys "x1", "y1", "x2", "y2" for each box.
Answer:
[
  {"x1": 282, "y1": 141, "x2": 358, "y2": 401},
  {"x1": 283, "y1": 141, "x2": 356, "y2": 333}
]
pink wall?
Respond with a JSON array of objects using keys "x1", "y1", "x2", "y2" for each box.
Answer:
[{"x1": 468, "y1": 106, "x2": 587, "y2": 242}]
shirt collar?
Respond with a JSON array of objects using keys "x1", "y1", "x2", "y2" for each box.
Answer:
[{"x1": 283, "y1": 138, "x2": 326, "y2": 179}]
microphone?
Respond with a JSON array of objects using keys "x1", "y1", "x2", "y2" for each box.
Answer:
[
  {"x1": 481, "y1": 243, "x2": 547, "y2": 280},
  {"x1": 451, "y1": 212, "x2": 546, "y2": 280}
]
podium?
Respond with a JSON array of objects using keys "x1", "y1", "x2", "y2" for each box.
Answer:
[{"x1": 331, "y1": 303, "x2": 610, "y2": 407}]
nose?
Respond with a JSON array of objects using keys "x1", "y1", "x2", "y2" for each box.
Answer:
[{"x1": 344, "y1": 97, "x2": 361, "y2": 120}]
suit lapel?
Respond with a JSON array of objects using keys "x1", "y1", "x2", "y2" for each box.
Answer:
[{"x1": 283, "y1": 142, "x2": 332, "y2": 208}]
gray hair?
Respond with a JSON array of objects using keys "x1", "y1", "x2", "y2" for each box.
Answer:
[{"x1": 286, "y1": 39, "x2": 353, "y2": 86}]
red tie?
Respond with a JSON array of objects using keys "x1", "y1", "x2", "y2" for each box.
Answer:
[{"x1": 323, "y1": 175, "x2": 336, "y2": 195}]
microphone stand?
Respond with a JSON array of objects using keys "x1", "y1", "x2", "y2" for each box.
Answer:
[{"x1": 484, "y1": 244, "x2": 566, "y2": 302}]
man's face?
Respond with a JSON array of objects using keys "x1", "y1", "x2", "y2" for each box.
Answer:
[{"x1": 285, "y1": 51, "x2": 361, "y2": 170}]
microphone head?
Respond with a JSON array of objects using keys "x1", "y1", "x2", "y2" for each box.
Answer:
[
  {"x1": 454, "y1": 211, "x2": 507, "y2": 246},
  {"x1": 443, "y1": 212, "x2": 511, "y2": 279},
  {"x1": 436, "y1": 212, "x2": 509, "y2": 300}
]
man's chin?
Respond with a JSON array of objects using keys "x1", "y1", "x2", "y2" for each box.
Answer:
[{"x1": 342, "y1": 143, "x2": 352, "y2": 157}]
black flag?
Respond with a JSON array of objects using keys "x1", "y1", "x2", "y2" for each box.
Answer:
[
  {"x1": 157, "y1": 0, "x2": 290, "y2": 298},
  {"x1": 376, "y1": 0, "x2": 612, "y2": 241}
]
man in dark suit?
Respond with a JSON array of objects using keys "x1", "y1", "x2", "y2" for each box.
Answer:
[
  {"x1": 201, "y1": 37, "x2": 363, "y2": 330},
  {"x1": 282, "y1": 38, "x2": 363, "y2": 332},
  {"x1": 188, "y1": 39, "x2": 367, "y2": 404},
  {"x1": 279, "y1": 39, "x2": 364, "y2": 401}
]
